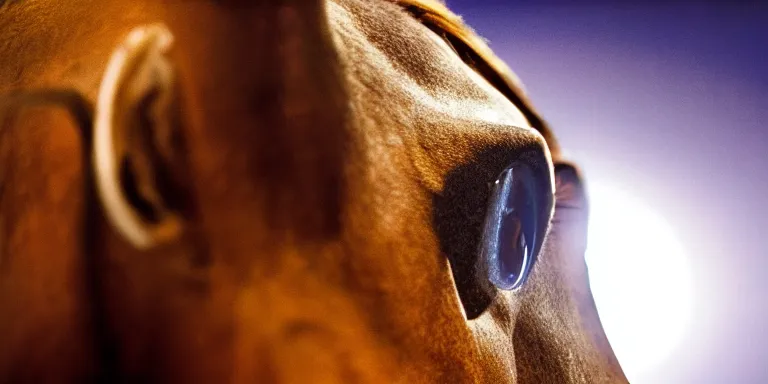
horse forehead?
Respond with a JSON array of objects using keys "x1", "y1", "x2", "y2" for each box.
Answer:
[{"x1": 329, "y1": 0, "x2": 531, "y2": 131}]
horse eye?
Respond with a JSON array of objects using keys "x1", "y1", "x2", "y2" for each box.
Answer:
[{"x1": 480, "y1": 164, "x2": 545, "y2": 291}]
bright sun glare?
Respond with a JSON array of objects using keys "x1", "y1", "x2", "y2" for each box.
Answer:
[{"x1": 585, "y1": 181, "x2": 693, "y2": 383}]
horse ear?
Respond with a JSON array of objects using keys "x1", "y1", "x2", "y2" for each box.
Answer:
[
  {"x1": 553, "y1": 162, "x2": 589, "y2": 252},
  {"x1": 93, "y1": 24, "x2": 184, "y2": 250},
  {"x1": 553, "y1": 162, "x2": 587, "y2": 213}
]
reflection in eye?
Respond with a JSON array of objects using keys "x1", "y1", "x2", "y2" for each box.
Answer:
[{"x1": 480, "y1": 164, "x2": 541, "y2": 291}]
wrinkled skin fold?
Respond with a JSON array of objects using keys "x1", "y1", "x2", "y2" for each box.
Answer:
[{"x1": 0, "y1": 0, "x2": 627, "y2": 383}]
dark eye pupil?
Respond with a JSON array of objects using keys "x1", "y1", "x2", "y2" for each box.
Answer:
[{"x1": 481, "y1": 165, "x2": 540, "y2": 290}]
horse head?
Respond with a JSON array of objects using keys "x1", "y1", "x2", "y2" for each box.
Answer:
[{"x1": 0, "y1": 0, "x2": 628, "y2": 382}]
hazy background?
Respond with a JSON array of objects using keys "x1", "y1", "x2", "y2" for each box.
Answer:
[{"x1": 445, "y1": 0, "x2": 768, "y2": 383}]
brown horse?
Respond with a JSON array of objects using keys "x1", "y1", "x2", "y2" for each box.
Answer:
[{"x1": 0, "y1": 0, "x2": 628, "y2": 382}]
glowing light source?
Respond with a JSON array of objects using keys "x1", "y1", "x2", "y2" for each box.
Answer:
[{"x1": 585, "y1": 182, "x2": 692, "y2": 383}]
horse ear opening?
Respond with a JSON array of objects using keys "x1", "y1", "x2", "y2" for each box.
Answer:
[{"x1": 93, "y1": 24, "x2": 185, "y2": 250}]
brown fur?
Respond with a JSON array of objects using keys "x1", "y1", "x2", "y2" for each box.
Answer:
[{"x1": 0, "y1": 0, "x2": 627, "y2": 383}]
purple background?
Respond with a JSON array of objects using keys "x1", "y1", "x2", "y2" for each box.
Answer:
[{"x1": 445, "y1": 1, "x2": 768, "y2": 383}]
